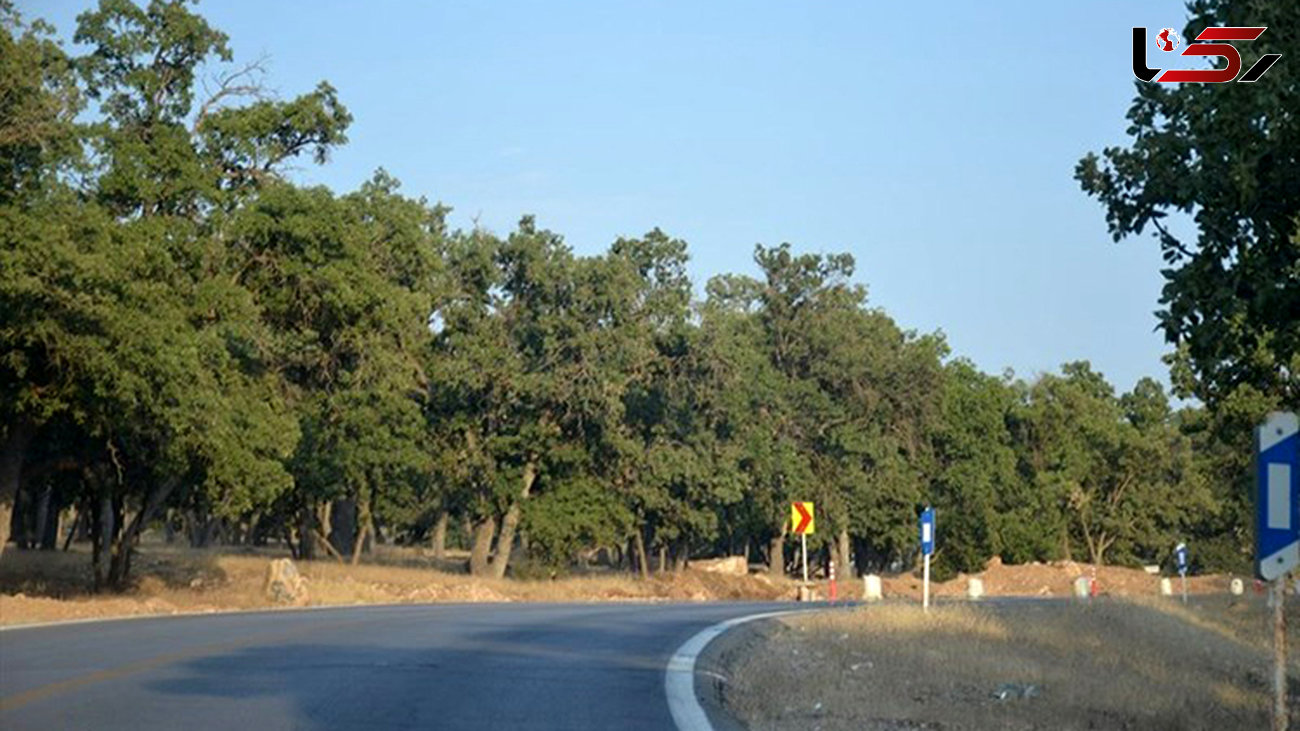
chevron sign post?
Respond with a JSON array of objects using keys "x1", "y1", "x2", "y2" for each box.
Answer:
[
  {"x1": 791, "y1": 502, "x2": 814, "y2": 584},
  {"x1": 1256, "y1": 411, "x2": 1298, "y2": 731}
]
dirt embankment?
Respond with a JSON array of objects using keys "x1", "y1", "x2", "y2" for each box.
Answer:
[
  {"x1": 0, "y1": 547, "x2": 794, "y2": 627},
  {"x1": 876, "y1": 555, "x2": 1239, "y2": 600}
]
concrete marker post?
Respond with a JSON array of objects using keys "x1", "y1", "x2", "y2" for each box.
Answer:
[{"x1": 922, "y1": 551, "x2": 930, "y2": 612}]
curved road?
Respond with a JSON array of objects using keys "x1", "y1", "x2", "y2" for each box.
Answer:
[{"x1": 0, "y1": 602, "x2": 789, "y2": 730}]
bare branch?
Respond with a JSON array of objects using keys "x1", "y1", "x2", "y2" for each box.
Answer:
[{"x1": 193, "y1": 54, "x2": 272, "y2": 132}]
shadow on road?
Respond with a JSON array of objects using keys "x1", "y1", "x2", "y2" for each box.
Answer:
[{"x1": 140, "y1": 605, "x2": 739, "y2": 730}]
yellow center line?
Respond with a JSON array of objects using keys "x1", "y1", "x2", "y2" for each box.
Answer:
[{"x1": 0, "y1": 616, "x2": 373, "y2": 713}]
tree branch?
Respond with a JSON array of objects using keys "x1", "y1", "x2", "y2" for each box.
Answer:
[{"x1": 193, "y1": 55, "x2": 271, "y2": 132}]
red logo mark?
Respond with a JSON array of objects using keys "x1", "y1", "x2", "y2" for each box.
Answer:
[
  {"x1": 1132, "y1": 26, "x2": 1281, "y2": 83},
  {"x1": 1156, "y1": 28, "x2": 1180, "y2": 52}
]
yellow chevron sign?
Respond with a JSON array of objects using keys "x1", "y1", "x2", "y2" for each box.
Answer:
[{"x1": 791, "y1": 501, "x2": 815, "y2": 535}]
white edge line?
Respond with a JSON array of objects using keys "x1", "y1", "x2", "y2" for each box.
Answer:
[{"x1": 665, "y1": 608, "x2": 814, "y2": 731}]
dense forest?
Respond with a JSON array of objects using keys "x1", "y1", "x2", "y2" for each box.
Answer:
[{"x1": 2, "y1": 0, "x2": 1295, "y2": 590}]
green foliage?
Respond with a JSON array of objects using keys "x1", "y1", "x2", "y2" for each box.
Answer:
[
  {"x1": 1076, "y1": 0, "x2": 1299, "y2": 409},
  {"x1": 0, "y1": 0, "x2": 1262, "y2": 588},
  {"x1": 931, "y1": 360, "x2": 1022, "y2": 574}
]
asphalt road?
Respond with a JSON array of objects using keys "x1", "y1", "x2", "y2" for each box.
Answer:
[{"x1": 0, "y1": 601, "x2": 791, "y2": 730}]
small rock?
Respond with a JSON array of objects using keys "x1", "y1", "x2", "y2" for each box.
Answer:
[
  {"x1": 264, "y1": 558, "x2": 309, "y2": 606},
  {"x1": 992, "y1": 682, "x2": 1043, "y2": 701}
]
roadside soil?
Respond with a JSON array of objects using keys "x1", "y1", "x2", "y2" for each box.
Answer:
[
  {"x1": 0, "y1": 544, "x2": 792, "y2": 627},
  {"x1": 875, "y1": 555, "x2": 1235, "y2": 601},
  {"x1": 721, "y1": 596, "x2": 1298, "y2": 730},
  {"x1": 0, "y1": 547, "x2": 1251, "y2": 628}
]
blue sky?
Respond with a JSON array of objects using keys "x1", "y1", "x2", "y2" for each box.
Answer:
[{"x1": 25, "y1": 0, "x2": 1200, "y2": 394}]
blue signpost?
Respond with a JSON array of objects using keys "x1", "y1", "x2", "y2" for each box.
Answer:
[
  {"x1": 1256, "y1": 412, "x2": 1298, "y2": 731},
  {"x1": 920, "y1": 507, "x2": 935, "y2": 611},
  {"x1": 1257, "y1": 413, "x2": 1299, "y2": 581}
]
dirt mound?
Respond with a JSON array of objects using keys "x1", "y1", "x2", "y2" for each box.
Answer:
[{"x1": 877, "y1": 556, "x2": 1238, "y2": 600}]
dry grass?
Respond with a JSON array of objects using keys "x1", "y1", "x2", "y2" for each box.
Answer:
[
  {"x1": 1127, "y1": 592, "x2": 1299, "y2": 653},
  {"x1": 725, "y1": 599, "x2": 1288, "y2": 730},
  {"x1": 0, "y1": 545, "x2": 793, "y2": 626}
]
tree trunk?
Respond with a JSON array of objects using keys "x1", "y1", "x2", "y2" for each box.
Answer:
[
  {"x1": 768, "y1": 534, "x2": 785, "y2": 575},
  {"x1": 313, "y1": 527, "x2": 345, "y2": 562},
  {"x1": 350, "y1": 498, "x2": 372, "y2": 566},
  {"x1": 632, "y1": 529, "x2": 650, "y2": 580},
  {"x1": 62, "y1": 506, "x2": 82, "y2": 552},
  {"x1": 37, "y1": 489, "x2": 59, "y2": 550},
  {"x1": 93, "y1": 493, "x2": 114, "y2": 590},
  {"x1": 0, "y1": 419, "x2": 34, "y2": 558},
  {"x1": 1089, "y1": 533, "x2": 1113, "y2": 567},
  {"x1": 837, "y1": 527, "x2": 852, "y2": 578},
  {"x1": 469, "y1": 515, "x2": 496, "y2": 576},
  {"x1": 490, "y1": 460, "x2": 537, "y2": 579},
  {"x1": 186, "y1": 510, "x2": 222, "y2": 548},
  {"x1": 658, "y1": 545, "x2": 667, "y2": 574},
  {"x1": 105, "y1": 478, "x2": 179, "y2": 590},
  {"x1": 673, "y1": 539, "x2": 688, "y2": 572},
  {"x1": 10, "y1": 482, "x2": 29, "y2": 548},
  {"x1": 297, "y1": 506, "x2": 316, "y2": 560},
  {"x1": 107, "y1": 501, "x2": 138, "y2": 590},
  {"x1": 330, "y1": 496, "x2": 357, "y2": 558},
  {"x1": 430, "y1": 510, "x2": 448, "y2": 561}
]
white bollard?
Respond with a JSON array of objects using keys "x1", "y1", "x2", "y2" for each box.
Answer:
[
  {"x1": 862, "y1": 574, "x2": 883, "y2": 602},
  {"x1": 1230, "y1": 578, "x2": 1244, "y2": 596},
  {"x1": 1073, "y1": 576, "x2": 1091, "y2": 599},
  {"x1": 967, "y1": 578, "x2": 985, "y2": 600},
  {"x1": 1160, "y1": 577, "x2": 1174, "y2": 596}
]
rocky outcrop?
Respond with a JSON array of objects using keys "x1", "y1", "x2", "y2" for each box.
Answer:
[
  {"x1": 264, "y1": 558, "x2": 309, "y2": 605},
  {"x1": 691, "y1": 556, "x2": 748, "y2": 576}
]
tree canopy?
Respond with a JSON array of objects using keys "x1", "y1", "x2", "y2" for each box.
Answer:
[{"x1": 0, "y1": 0, "x2": 1272, "y2": 587}]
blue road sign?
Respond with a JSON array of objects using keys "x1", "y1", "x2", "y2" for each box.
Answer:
[
  {"x1": 1175, "y1": 542, "x2": 1188, "y2": 577},
  {"x1": 1256, "y1": 412, "x2": 1299, "y2": 581},
  {"x1": 920, "y1": 507, "x2": 935, "y2": 556}
]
